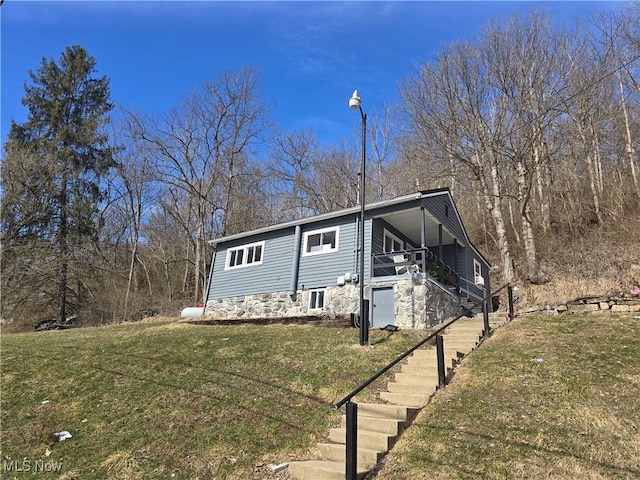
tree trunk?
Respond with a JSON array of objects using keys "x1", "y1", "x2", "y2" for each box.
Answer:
[
  {"x1": 476, "y1": 152, "x2": 515, "y2": 284},
  {"x1": 516, "y1": 160, "x2": 548, "y2": 284},
  {"x1": 577, "y1": 122, "x2": 603, "y2": 224},
  {"x1": 618, "y1": 73, "x2": 640, "y2": 200},
  {"x1": 57, "y1": 166, "x2": 69, "y2": 323},
  {"x1": 533, "y1": 144, "x2": 551, "y2": 233}
]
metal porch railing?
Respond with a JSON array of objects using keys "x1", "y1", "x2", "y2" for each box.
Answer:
[{"x1": 371, "y1": 247, "x2": 460, "y2": 293}]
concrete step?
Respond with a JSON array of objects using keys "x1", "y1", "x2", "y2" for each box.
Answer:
[
  {"x1": 443, "y1": 325, "x2": 484, "y2": 338},
  {"x1": 446, "y1": 319, "x2": 483, "y2": 328},
  {"x1": 443, "y1": 334, "x2": 480, "y2": 344},
  {"x1": 443, "y1": 331, "x2": 482, "y2": 341},
  {"x1": 407, "y1": 351, "x2": 460, "y2": 367},
  {"x1": 317, "y1": 442, "x2": 383, "y2": 469},
  {"x1": 328, "y1": 427, "x2": 395, "y2": 451},
  {"x1": 386, "y1": 381, "x2": 436, "y2": 396},
  {"x1": 340, "y1": 414, "x2": 404, "y2": 435},
  {"x1": 288, "y1": 460, "x2": 368, "y2": 480},
  {"x1": 356, "y1": 402, "x2": 419, "y2": 422},
  {"x1": 395, "y1": 369, "x2": 439, "y2": 382},
  {"x1": 441, "y1": 341, "x2": 478, "y2": 353},
  {"x1": 400, "y1": 364, "x2": 438, "y2": 377},
  {"x1": 409, "y1": 348, "x2": 438, "y2": 359},
  {"x1": 379, "y1": 391, "x2": 431, "y2": 407}
]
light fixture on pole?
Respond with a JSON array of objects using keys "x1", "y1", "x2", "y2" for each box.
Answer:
[{"x1": 350, "y1": 90, "x2": 368, "y2": 346}]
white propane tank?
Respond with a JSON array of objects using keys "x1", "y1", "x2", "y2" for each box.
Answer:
[{"x1": 180, "y1": 306, "x2": 204, "y2": 318}]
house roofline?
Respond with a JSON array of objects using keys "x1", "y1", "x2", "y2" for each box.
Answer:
[
  {"x1": 209, "y1": 191, "x2": 423, "y2": 246},
  {"x1": 209, "y1": 187, "x2": 491, "y2": 267}
]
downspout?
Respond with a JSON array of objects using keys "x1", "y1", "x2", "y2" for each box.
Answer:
[
  {"x1": 420, "y1": 207, "x2": 426, "y2": 247},
  {"x1": 453, "y1": 239, "x2": 459, "y2": 294},
  {"x1": 290, "y1": 225, "x2": 302, "y2": 300},
  {"x1": 420, "y1": 207, "x2": 426, "y2": 272},
  {"x1": 438, "y1": 224, "x2": 443, "y2": 279},
  {"x1": 353, "y1": 215, "x2": 360, "y2": 277}
]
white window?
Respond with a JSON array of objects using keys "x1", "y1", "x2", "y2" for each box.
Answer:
[
  {"x1": 473, "y1": 259, "x2": 483, "y2": 285},
  {"x1": 225, "y1": 241, "x2": 265, "y2": 269},
  {"x1": 383, "y1": 229, "x2": 404, "y2": 253},
  {"x1": 308, "y1": 289, "x2": 326, "y2": 310},
  {"x1": 303, "y1": 227, "x2": 339, "y2": 256}
]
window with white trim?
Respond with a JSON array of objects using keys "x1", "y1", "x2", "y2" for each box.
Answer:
[
  {"x1": 225, "y1": 241, "x2": 265, "y2": 269},
  {"x1": 473, "y1": 259, "x2": 483, "y2": 285},
  {"x1": 303, "y1": 227, "x2": 339, "y2": 256},
  {"x1": 383, "y1": 229, "x2": 404, "y2": 253},
  {"x1": 308, "y1": 289, "x2": 326, "y2": 310}
]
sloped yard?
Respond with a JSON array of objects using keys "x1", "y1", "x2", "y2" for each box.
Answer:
[
  {"x1": 1, "y1": 319, "x2": 418, "y2": 479},
  {"x1": 372, "y1": 313, "x2": 640, "y2": 479}
]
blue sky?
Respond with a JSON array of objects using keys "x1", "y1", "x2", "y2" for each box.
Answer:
[{"x1": 1, "y1": 1, "x2": 626, "y2": 149}]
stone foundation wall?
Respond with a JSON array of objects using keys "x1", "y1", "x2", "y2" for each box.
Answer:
[
  {"x1": 205, "y1": 285, "x2": 358, "y2": 321},
  {"x1": 371, "y1": 278, "x2": 460, "y2": 329},
  {"x1": 205, "y1": 277, "x2": 461, "y2": 329}
]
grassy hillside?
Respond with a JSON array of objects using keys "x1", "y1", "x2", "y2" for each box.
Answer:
[
  {"x1": 3, "y1": 313, "x2": 639, "y2": 479},
  {"x1": 1, "y1": 320, "x2": 418, "y2": 479},
  {"x1": 373, "y1": 312, "x2": 640, "y2": 479}
]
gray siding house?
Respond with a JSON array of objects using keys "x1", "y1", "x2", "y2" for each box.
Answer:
[{"x1": 204, "y1": 188, "x2": 491, "y2": 329}]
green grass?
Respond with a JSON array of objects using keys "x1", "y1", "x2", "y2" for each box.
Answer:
[
  {"x1": 1, "y1": 319, "x2": 419, "y2": 479},
  {"x1": 374, "y1": 313, "x2": 640, "y2": 480}
]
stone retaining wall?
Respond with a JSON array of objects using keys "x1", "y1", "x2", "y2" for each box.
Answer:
[{"x1": 519, "y1": 294, "x2": 640, "y2": 316}]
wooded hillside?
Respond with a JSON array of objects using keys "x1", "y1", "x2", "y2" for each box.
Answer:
[{"x1": 2, "y1": 7, "x2": 639, "y2": 329}]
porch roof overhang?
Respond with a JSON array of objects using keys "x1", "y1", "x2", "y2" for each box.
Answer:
[{"x1": 374, "y1": 207, "x2": 458, "y2": 247}]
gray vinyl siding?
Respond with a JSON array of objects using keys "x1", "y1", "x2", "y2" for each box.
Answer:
[
  {"x1": 422, "y1": 195, "x2": 466, "y2": 246},
  {"x1": 297, "y1": 215, "x2": 359, "y2": 288},
  {"x1": 207, "y1": 189, "x2": 492, "y2": 308},
  {"x1": 209, "y1": 213, "x2": 364, "y2": 298},
  {"x1": 465, "y1": 250, "x2": 490, "y2": 302},
  {"x1": 371, "y1": 219, "x2": 413, "y2": 277},
  {"x1": 441, "y1": 244, "x2": 460, "y2": 271},
  {"x1": 209, "y1": 229, "x2": 297, "y2": 299}
]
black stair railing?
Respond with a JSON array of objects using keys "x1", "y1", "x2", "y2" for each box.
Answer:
[{"x1": 335, "y1": 284, "x2": 514, "y2": 480}]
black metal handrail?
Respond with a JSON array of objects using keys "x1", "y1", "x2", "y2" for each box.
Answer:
[
  {"x1": 337, "y1": 283, "x2": 512, "y2": 479},
  {"x1": 335, "y1": 282, "x2": 511, "y2": 411}
]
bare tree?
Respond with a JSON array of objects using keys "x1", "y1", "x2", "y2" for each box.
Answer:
[
  {"x1": 131, "y1": 67, "x2": 269, "y2": 302},
  {"x1": 400, "y1": 41, "x2": 517, "y2": 283}
]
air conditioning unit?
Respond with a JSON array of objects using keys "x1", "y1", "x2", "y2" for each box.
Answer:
[{"x1": 475, "y1": 275, "x2": 485, "y2": 286}]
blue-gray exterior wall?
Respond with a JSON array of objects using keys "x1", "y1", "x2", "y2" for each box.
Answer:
[
  {"x1": 207, "y1": 190, "x2": 491, "y2": 308},
  {"x1": 297, "y1": 215, "x2": 360, "y2": 289},
  {"x1": 370, "y1": 218, "x2": 415, "y2": 277},
  {"x1": 423, "y1": 195, "x2": 466, "y2": 244},
  {"x1": 465, "y1": 249, "x2": 491, "y2": 302},
  {"x1": 208, "y1": 213, "x2": 362, "y2": 299},
  {"x1": 424, "y1": 193, "x2": 491, "y2": 301}
]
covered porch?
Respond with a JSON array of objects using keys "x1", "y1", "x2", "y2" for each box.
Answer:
[{"x1": 368, "y1": 203, "x2": 469, "y2": 297}]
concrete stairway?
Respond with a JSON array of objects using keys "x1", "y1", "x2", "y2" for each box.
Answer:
[{"x1": 287, "y1": 313, "x2": 509, "y2": 480}]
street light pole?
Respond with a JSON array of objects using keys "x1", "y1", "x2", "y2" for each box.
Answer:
[{"x1": 350, "y1": 90, "x2": 368, "y2": 346}]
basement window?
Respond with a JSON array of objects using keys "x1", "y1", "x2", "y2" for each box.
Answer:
[
  {"x1": 308, "y1": 289, "x2": 326, "y2": 311},
  {"x1": 225, "y1": 241, "x2": 265, "y2": 270}
]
